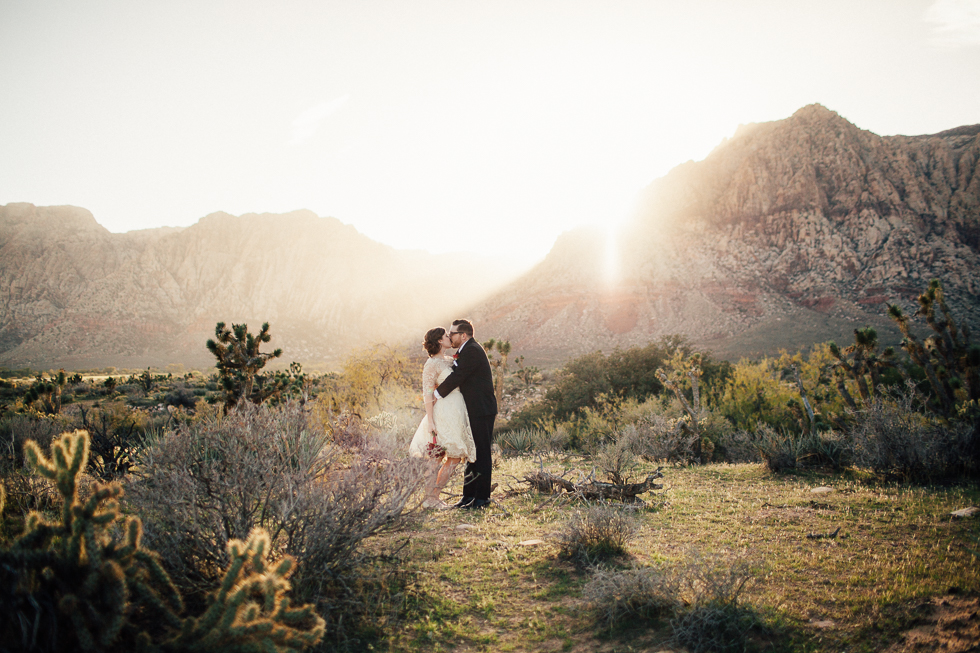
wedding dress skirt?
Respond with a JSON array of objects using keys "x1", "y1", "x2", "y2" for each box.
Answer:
[{"x1": 409, "y1": 358, "x2": 476, "y2": 462}]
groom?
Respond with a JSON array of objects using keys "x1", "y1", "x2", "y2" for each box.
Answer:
[{"x1": 434, "y1": 319, "x2": 497, "y2": 509}]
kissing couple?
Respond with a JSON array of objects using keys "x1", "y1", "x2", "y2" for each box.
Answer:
[{"x1": 408, "y1": 319, "x2": 497, "y2": 509}]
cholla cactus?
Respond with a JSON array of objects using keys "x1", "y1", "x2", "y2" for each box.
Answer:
[
  {"x1": 149, "y1": 530, "x2": 325, "y2": 653},
  {"x1": 23, "y1": 369, "x2": 67, "y2": 414},
  {"x1": 367, "y1": 411, "x2": 396, "y2": 430},
  {"x1": 2, "y1": 429, "x2": 184, "y2": 650},
  {"x1": 0, "y1": 429, "x2": 325, "y2": 653}
]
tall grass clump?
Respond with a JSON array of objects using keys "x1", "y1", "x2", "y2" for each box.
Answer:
[{"x1": 126, "y1": 401, "x2": 426, "y2": 651}]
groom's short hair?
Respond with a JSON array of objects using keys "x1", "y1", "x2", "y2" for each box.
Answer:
[{"x1": 452, "y1": 319, "x2": 474, "y2": 336}]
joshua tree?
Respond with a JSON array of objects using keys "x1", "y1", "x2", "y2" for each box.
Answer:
[
  {"x1": 206, "y1": 322, "x2": 285, "y2": 412},
  {"x1": 512, "y1": 355, "x2": 541, "y2": 388},
  {"x1": 888, "y1": 280, "x2": 980, "y2": 417},
  {"x1": 484, "y1": 338, "x2": 512, "y2": 407},
  {"x1": 656, "y1": 352, "x2": 705, "y2": 461},
  {"x1": 828, "y1": 327, "x2": 896, "y2": 410}
]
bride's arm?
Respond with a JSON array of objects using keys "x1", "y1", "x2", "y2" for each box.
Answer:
[{"x1": 422, "y1": 362, "x2": 438, "y2": 437}]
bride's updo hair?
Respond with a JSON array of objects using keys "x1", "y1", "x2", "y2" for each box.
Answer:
[{"x1": 423, "y1": 327, "x2": 446, "y2": 356}]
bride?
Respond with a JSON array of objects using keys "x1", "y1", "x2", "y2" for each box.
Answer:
[{"x1": 409, "y1": 327, "x2": 477, "y2": 508}]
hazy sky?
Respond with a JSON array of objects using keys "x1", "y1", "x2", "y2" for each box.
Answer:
[{"x1": 2, "y1": 1, "x2": 979, "y2": 263}]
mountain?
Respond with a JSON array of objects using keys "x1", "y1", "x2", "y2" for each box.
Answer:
[
  {"x1": 469, "y1": 105, "x2": 980, "y2": 362},
  {"x1": 0, "y1": 205, "x2": 523, "y2": 370}
]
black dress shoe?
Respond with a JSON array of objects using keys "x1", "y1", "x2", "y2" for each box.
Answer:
[
  {"x1": 461, "y1": 499, "x2": 490, "y2": 510},
  {"x1": 453, "y1": 497, "x2": 475, "y2": 509}
]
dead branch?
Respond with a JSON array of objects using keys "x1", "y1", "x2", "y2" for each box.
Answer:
[{"x1": 516, "y1": 465, "x2": 664, "y2": 505}]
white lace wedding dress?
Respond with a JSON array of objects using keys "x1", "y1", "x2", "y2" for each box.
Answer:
[{"x1": 409, "y1": 355, "x2": 476, "y2": 462}]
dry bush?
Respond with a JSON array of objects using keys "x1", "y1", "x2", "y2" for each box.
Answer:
[
  {"x1": 848, "y1": 390, "x2": 978, "y2": 482},
  {"x1": 557, "y1": 504, "x2": 639, "y2": 564},
  {"x1": 0, "y1": 415, "x2": 67, "y2": 519},
  {"x1": 595, "y1": 435, "x2": 641, "y2": 484},
  {"x1": 583, "y1": 548, "x2": 765, "y2": 649},
  {"x1": 620, "y1": 415, "x2": 700, "y2": 463},
  {"x1": 671, "y1": 603, "x2": 762, "y2": 653},
  {"x1": 0, "y1": 414, "x2": 64, "y2": 469},
  {"x1": 584, "y1": 565, "x2": 681, "y2": 630},
  {"x1": 126, "y1": 401, "x2": 426, "y2": 649},
  {"x1": 713, "y1": 429, "x2": 763, "y2": 463},
  {"x1": 670, "y1": 550, "x2": 764, "y2": 653}
]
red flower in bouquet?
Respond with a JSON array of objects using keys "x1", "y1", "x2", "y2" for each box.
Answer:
[{"x1": 425, "y1": 441, "x2": 446, "y2": 459}]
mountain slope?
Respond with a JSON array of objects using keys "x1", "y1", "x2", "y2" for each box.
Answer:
[
  {"x1": 0, "y1": 205, "x2": 521, "y2": 369},
  {"x1": 470, "y1": 105, "x2": 980, "y2": 362}
]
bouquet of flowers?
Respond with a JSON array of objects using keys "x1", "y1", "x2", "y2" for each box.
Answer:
[{"x1": 426, "y1": 441, "x2": 446, "y2": 459}]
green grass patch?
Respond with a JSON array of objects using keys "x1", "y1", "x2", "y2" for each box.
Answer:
[{"x1": 379, "y1": 454, "x2": 980, "y2": 652}]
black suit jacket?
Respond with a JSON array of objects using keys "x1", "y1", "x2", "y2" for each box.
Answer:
[{"x1": 436, "y1": 338, "x2": 497, "y2": 418}]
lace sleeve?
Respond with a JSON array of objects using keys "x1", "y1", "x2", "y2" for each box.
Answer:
[{"x1": 422, "y1": 359, "x2": 440, "y2": 402}]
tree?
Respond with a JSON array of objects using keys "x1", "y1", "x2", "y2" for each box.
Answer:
[
  {"x1": 656, "y1": 352, "x2": 707, "y2": 460},
  {"x1": 484, "y1": 338, "x2": 512, "y2": 407},
  {"x1": 828, "y1": 327, "x2": 897, "y2": 410},
  {"x1": 512, "y1": 355, "x2": 541, "y2": 388},
  {"x1": 888, "y1": 280, "x2": 980, "y2": 417},
  {"x1": 324, "y1": 345, "x2": 410, "y2": 418},
  {"x1": 206, "y1": 322, "x2": 285, "y2": 412}
]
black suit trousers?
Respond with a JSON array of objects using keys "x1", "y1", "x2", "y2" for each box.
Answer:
[{"x1": 463, "y1": 413, "x2": 495, "y2": 501}]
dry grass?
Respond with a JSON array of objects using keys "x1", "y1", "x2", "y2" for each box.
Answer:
[{"x1": 380, "y1": 454, "x2": 980, "y2": 652}]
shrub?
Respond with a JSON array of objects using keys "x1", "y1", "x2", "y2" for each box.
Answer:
[
  {"x1": 163, "y1": 383, "x2": 197, "y2": 410},
  {"x1": 0, "y1": 429, "x2": 325, "y2": 652},
  {"x1": 670, "y1": 550, "x2": 764, "y2": 653},
  {"x1": 713, "y1": 429, "x2": 763, "y2": 463},
  {"x1": 583, "y1": 548, "x2": 765, "y2": 650},
  {"x1": 847, "y1": 390, "x2": 978, "y2": 481},
  {"x1": 584, "y1": 565, "x2": 681, "y2": 630},
  {"x1": 127, "y1": 402, "x2": 425, "y2": 648},
  {"x1": 0, "y1": 414, "x2": 64, "y2": 469},
  {"x1": 671, "y1": 603, "x2": 762, "y2": 653},
  {"x1": 557, "y1": 504, "x2": 639, "y2": 564},
  {"x1": 496, "y1": 427, "x2": 536, "y2": 453},
  {"x1": 594, "y1": 435, "x2": 641, "y2": 484},
  {"x1": 621, "y1": 414, "x2": 700, "y2": 464},
  {"x1": 74, "y1": 404, "x2": 146, "y2": 481}
]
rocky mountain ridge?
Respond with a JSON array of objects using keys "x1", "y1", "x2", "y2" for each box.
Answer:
[
  {"x1": 4, "y1": 104, "x2": 978, "y2": 370},
  {"x1": 469, "y1": 105, "x2": 980, "y2": 362},
  {"x1": 0, "y1": 204, "x2": 521, "y2": 369}
]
